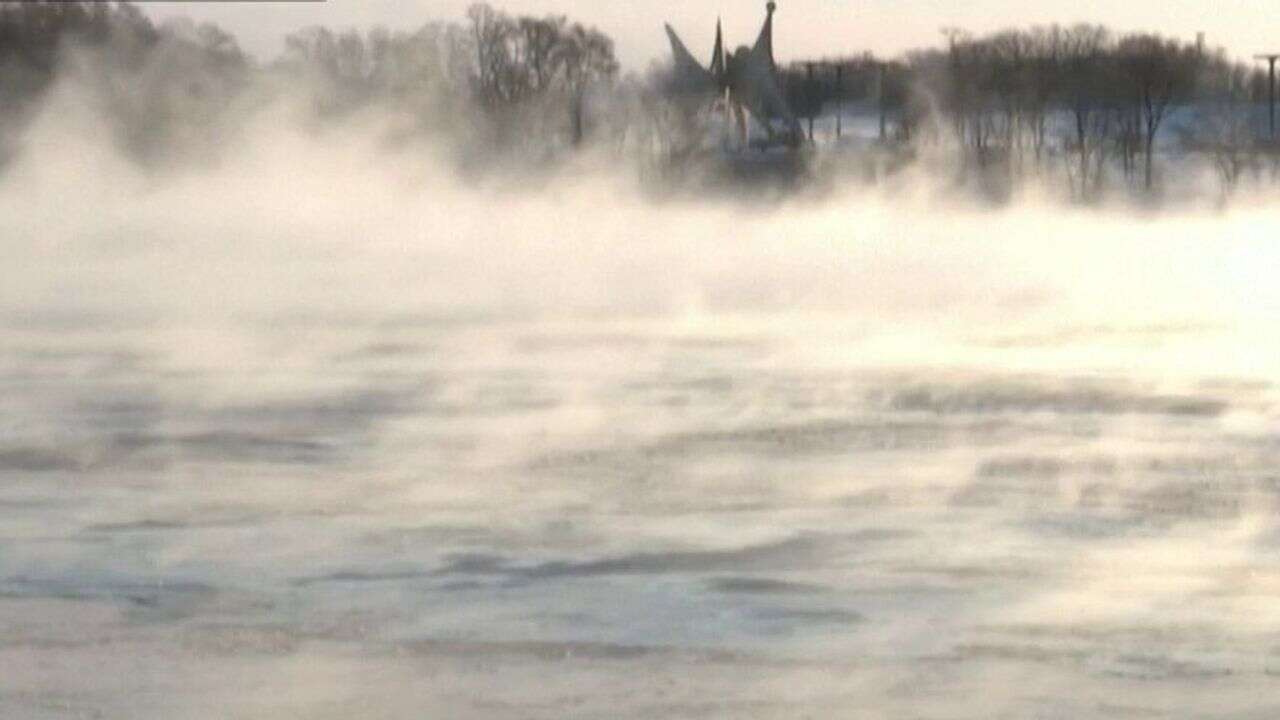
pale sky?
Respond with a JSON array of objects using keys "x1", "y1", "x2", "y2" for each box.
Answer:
[{"x1": 145, "y1": 1, "x2": 1276, "y2": 70}]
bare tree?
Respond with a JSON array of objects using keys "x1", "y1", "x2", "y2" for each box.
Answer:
[
  {"x1": 1183, "y1": 51, "x2": 1265, "y2": 195},
  {"x1": 1116, "y1": 33, "x2": 1202, "y2": 190},
  {"x1": 1060, "y1": 24, "x2": 1114, "y2": 199},
  {"x1": 557, "y1": 23, "x2": 618, "y2": 145}
]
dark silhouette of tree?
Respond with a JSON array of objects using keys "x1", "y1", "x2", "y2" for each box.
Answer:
[
  {"x1": 0, "y1": 1, "x2": 157, "y2": 117},
  {"x1": 1180, "y1": 49, "x2": 1270, "y2": 195},
  {"x1": 1116, "y1": 33, "x2": 1202, "y2": 189},
  {"x1": 1059, "y1": 24, "x2": 1114, "y2": 199},
  {"x1": 462, "y1": 4, "x2": 616, "y2": 149},
  {"x1": 0, "y1": 1, "x2": 253, "y2": 166},
  {"x1": 558, "y1": 23, "x2": 618, "y2": 145}
]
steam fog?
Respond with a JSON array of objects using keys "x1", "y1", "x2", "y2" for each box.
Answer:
[{"x1": 6, "y1": 6, "x2": 1280, "y2": 720}]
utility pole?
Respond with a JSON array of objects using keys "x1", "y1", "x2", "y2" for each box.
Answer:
[
  {"x1": 805, "y1": 62, "x2": 816, "y2": 142},
  {"x1": 877, "y1": 62, "x2": 888, "y2": 142},
  {"x1": 1257, "y1": 54, "x2": 1280, "y2": 143},
  {"x1": 835, "y1": 64, "x2": 843, "y2": 140}
]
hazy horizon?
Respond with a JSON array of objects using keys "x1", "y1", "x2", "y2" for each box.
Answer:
[{"x1": 144, "y1": 0, "x2": 1276, "y2": 70}]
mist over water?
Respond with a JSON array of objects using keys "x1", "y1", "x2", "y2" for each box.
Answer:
[{"x1": 6, "y1": 71, "x2": 1280, "y2": 719}]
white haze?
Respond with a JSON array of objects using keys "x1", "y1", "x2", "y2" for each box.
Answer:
[{"x1": 5, "y1": 71, "x2": 1280, "y2": 719}]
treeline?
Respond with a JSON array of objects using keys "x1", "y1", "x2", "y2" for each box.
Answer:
[
  {"x1": 0, "y1": 0, "x2": 249, "y2": 163},
  {"x1": 1, "y1": 3, "x2": 1277, "y2": 199},
  {"x1": 0, "y1": 1, "x2": 621, "y2": 170},
  {"x1": 787, "y1": 25, "x2": 1277, "y2": 199},
  {"x1": 277, "y1": 4, "x2": 619, "y2": 160}
]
